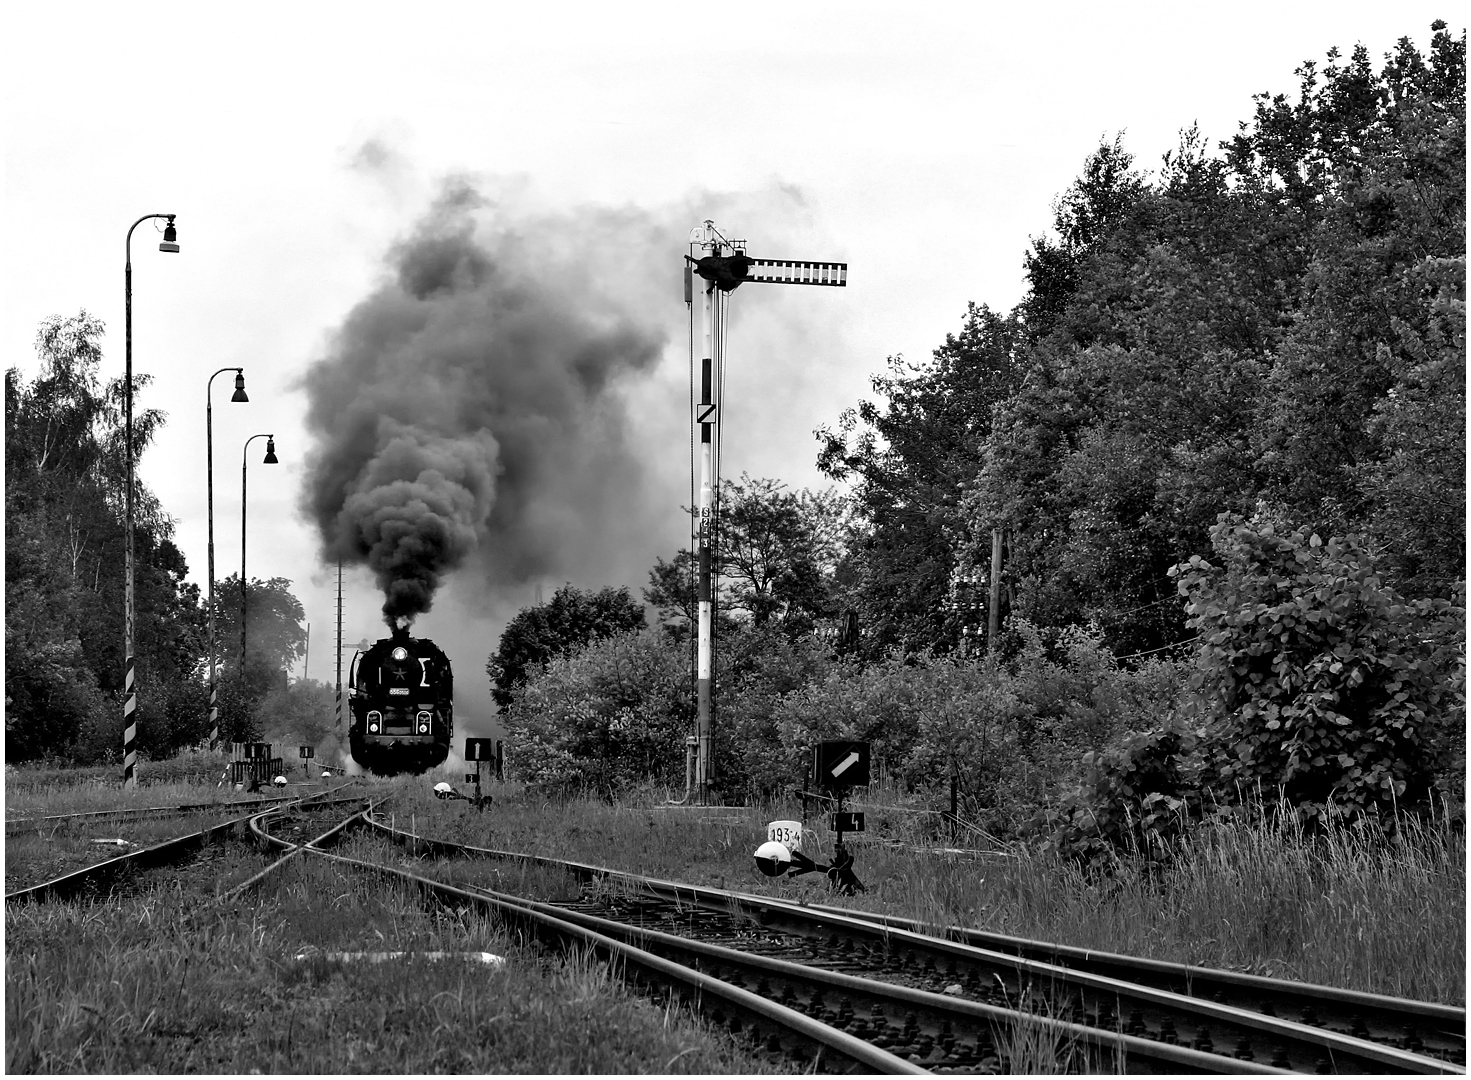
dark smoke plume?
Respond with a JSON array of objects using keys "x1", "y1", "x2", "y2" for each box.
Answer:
[{"x1": 300, "y1": 181, "x2": 671, "y2": 627}]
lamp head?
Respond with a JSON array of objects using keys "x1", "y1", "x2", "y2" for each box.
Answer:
[
  {"x1": 159, "y1": 216, "x2": 179, "y2": 254},
  {"x1": 263, "y1": 437, "x2": 278, "y2": 465},
  {"x1": 231, "y1": 370, "x2": 249, "y2": 403}
]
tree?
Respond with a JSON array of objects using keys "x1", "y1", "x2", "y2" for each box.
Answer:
[
  {"x1": 213, "y1": 575, "x2": 307, "y2": 743},
  {"x1": 817, "y1": 302, "x2": 1024, "y2": 655},
  {"x1": 487, "y1": 584, "x2": 645, "y2": 710},
  {"x1": 1353, "y1": 256, "x2": 1466, "y2": 597},
  {"x1": 717, "y1": 475, "x2": 844, "y2": 632},
  {"x1": 5, "y1": 312, "x2": 204, "y2": 763},
  {"x1": 1243, "y1": 28, "x2": 1466, "y2": 533}
]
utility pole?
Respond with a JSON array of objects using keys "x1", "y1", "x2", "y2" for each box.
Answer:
[
  {"x1": 685, "y1": 220, "x2": 847, "y2": 804},
  {"x1": 988, "y1": 527, "x2": 1003, "y2": 650},
  {"x1": 335, "y1": 562, "x2": 343, "y2": 729}
]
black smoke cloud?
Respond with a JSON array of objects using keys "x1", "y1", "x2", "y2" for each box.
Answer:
[{"x1": 300, "y1": 181, "x2": 672, "y2": 628}]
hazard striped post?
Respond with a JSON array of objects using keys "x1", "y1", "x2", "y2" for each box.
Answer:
[
  {"x1": 122, "y1": 212, "x2": 179, "y2": 788},
  {"x1": 694, "y1": 238, "x2": 716, "y2": 801},
  {"x1": 685, "y1": 221, "x2": 846, "y2": 804}
]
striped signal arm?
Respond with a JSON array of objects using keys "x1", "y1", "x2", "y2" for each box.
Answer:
[{"x1": 745, "y1": 259, "x2": 847, "y2": 286}]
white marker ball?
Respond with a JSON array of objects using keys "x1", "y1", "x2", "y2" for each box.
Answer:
[
  {"x1": 273, "y1": 776, "x2": 288, "y2": 787},
  {"x1": 754, "y1": 840, "x2": 791, "y2": 877}
]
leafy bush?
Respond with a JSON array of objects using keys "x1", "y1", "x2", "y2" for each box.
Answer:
[
  {"x1": 1041, "y1": 515, "x2": 1466, "y2": 870},
  {"x1": 503, "y1": 629, "x2": 688, "y2": 797},
  {"x1": 1174, "y1": 514, "x2": 1464, "y2": 822}
]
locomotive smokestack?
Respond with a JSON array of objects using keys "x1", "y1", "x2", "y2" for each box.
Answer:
[{"x1": 298, "y1": 179, "x2": 669, "y2": 624}]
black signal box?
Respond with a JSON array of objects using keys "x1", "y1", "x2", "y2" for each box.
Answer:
[
  {"x1": 298, "y1": 746, "x2": 315, "y2": 759},
  {"x1": 465, "y1": 738, "x2": 495, "y2": 762},
  {"x1": 830, "y1": 811, "x2": 865, "y2": 833},
  {"x1": 813, "y1": 740, "x2": 870, "y2": 791}
]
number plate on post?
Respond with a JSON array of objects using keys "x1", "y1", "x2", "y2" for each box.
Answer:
[
  {"x1": 830, "y1": 812, "x2": 865, "y2": 832},
  {"x1": 766, "y1": 819, "x2": 803, "y2": 851}
]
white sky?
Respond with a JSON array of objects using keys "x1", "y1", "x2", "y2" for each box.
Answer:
[{"x1": 3, "y1": 3, "x2": 1454, "y2": 736}]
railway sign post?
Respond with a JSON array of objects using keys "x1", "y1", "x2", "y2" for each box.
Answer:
[
  {"x1": 810, "y1": 739, "x2": 869, "y2": 894},
  {"x1": 463, "y1": 738, "x2": 496, "y2": 811},
  {"x1": 298, "y1": 745, "x2": 314, "y2": 778},
  {"x1": 685, "y1": 220, "x2": 847, "y2": 805}
]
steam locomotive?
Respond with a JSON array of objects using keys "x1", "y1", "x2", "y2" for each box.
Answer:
[{"x1": 348, "y1": 629, "x2": 453, "y2": 774}]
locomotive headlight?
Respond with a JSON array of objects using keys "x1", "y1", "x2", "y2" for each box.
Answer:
[
  {"x1": 392, "y1": 647, "x2": 409, "y2": 661},
  {"x1": 369, "y1": 723, "x2": 380, "y2": 733}
]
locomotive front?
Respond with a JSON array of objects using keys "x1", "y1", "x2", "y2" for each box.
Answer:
[{"x1": 348, "y1": 629, "x2": 453, "y2": 774}]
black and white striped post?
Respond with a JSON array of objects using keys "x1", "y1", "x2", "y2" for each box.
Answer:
[
  {"x1": 122, "y1": 213, "x2": 179, "y2": 789},
  {"x1": 685, "y1": 221, "x2": 846, "y2": 804}
]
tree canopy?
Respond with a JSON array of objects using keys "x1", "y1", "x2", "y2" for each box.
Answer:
[
  {"x1": 5, "y1": 312, "x2": 206, "y2": 762},
  {"x1": 820, "y1": 23, "x2": 1464, "y2": 659},
  {"x1": 487, "y1": 584, "x2": 646, "y2": 710}
]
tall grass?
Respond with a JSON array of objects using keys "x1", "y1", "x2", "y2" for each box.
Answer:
[
  {"x1": 827, "y1": 805, "x2": 1466, "y2": 1006},
  {"x1": 408, "y1": 780, "x2": 1465, "y2": 1006}
]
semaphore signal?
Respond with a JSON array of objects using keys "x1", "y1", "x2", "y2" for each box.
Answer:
[{"x1": 682, "y1": 220, "x2": 847, "y2": 805}]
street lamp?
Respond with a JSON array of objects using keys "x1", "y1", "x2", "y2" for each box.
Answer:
[
  {"x1": 241, "y1": 434, "x2": 278, "y2": 678},
  {"x1": 206, "y1": 368, "x2": 247, "y2": 752},
  {"x1": 122, "y1": 213, "x2": 179, "y2": 789}
]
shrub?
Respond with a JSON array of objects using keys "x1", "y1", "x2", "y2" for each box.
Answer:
[
  {"x1": 1174, "y1": 514, "x2": 1464, "y2": 823},
  {"x1": 503, "y1": 629, "x2": 689, "y2": 797}
]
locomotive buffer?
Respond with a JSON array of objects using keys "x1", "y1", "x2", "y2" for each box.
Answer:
[{"x1": 685, "y1": 221, "x2": 847, "y2": 804}]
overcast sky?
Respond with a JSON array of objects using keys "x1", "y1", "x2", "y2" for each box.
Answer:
[{"x1": 3, "y1": 3, "x2": 1453, "y2": 737}]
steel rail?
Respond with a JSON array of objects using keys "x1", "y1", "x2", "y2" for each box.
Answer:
[
  {"x1": 223, "y1": 797, "x2": 385, "y2": 902},
  {"x1": 5, "y1": 788, "x2": 364, "y2": 905},
  {"x1": 495, "y1": 881, "x2": 1284, "y2": 1073},
  {"x1": 804, "y1": 901, "x2": 1468, "y2": 1063},
  {"x1": 6, "y1": 783, "x2": 352, "y2": 833},
  {"x1": 250, "y1": 833, "x2": 924, "y2": 1075},
  {"x1": 362, "y1": 816, "x2": 1462, "y2": 1074}
]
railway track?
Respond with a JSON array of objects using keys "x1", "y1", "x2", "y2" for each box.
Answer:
[
  {"x1": 9, "y1": 796, "x2": 1462, "y2": 1075},
  {"x1": 801, "y1": 902, "x2": 1468, "y2": 1065},
  {"x1": 5, "y1": 787, "x2": 339, "y2": 835},
  {"x1": 3, "y1": 784, "x2": 364, "y2": 904},
  {"x1": 360, "y1": 814, "x2": 1466, "y2": 1075}
]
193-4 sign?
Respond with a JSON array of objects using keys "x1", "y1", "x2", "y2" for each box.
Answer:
[{"x1": 813, "y1": 740, "x2": 870, "y2": 790}]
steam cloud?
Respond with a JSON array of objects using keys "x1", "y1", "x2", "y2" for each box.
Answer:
[{"x1": 300, "y1": 181, "x2": 672, "y2": 627}]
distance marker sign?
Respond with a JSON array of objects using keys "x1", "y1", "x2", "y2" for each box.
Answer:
[{"x1": 813, "y1": 740, "x2": 870, "y2": 790}]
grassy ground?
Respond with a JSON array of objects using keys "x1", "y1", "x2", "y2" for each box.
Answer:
[
  {"x1": 6, "y1": 761, "x2": 1464, "y2": 1072},
  {"x1": 5, "y1": 815, "x2": 787, "y2": 1074},
  {"x1": 404, "y1": 772, "x2": 1466, "y2": 1007}
]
